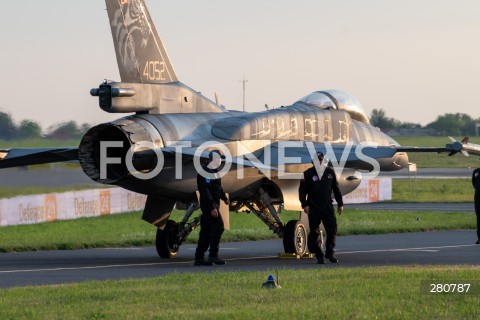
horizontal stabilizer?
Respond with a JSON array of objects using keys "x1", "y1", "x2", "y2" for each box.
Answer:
[{"x1": 0, "y1": 148, "x2": 79, "y2": 169}]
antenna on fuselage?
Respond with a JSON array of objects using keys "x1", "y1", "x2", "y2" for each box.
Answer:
[{"x1": 239, "y1": 75, "x2": 248, "y2": 112}]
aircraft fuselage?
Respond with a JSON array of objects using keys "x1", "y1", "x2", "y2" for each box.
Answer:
[{"x1": 79, "y1": 96, "x2": 408, "y2": 209}]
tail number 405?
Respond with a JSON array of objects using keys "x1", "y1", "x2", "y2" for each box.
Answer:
[{"x1": 143, "y1": 61, "x2": 166, "y2": 81}]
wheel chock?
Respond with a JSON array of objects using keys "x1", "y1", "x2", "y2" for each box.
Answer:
[
  {"x1": 278, "y1": 253, "x2": 300, "y2": 259},
  {"x1": 277, "y1": 252, "x2": 314, "y2": 259}
]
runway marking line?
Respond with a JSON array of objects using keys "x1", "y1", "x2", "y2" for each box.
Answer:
[
  {"x1": 0, "y1": 244, "x2": 476, "y2": 275},
  {"x1": 0, "y1": 255, "x2": 276, "y2": 274},
  {"x1": 338, "y1": 244, "x2": 475, "y2": 255},
  {"x1": 186, "y1": 247, "x2": 239, "y2": 251},
  {"x1": 0, "y1": 261, "x2": 200, "y2": 274}
]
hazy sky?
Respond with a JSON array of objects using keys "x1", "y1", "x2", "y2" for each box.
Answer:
[{"x1": 0, "y1": 0, "x2": 479, "y2": 129}]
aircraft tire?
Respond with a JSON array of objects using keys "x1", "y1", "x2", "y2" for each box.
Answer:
[
  {"x1": 156, "y1": 220, "x2": 180, "y2": 258},
  {"x1": 282, "y1": 220, "x2": 307, "y2": 256}
]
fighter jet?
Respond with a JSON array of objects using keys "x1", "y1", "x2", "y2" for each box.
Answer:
[{"x1": 1, "y1": 0, "x2": 480, "y2": 257}]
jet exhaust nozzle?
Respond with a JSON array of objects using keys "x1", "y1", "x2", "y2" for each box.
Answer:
[{"x1": 78, "y1": 118, "x2": 164, "y2": 184}]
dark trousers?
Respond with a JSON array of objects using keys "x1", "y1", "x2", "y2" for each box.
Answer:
[
  {"x1": 475, "y1": 192, "x2": 480, "y2": 240},
  {"x1": 307, "y1": 205, "x2": 337, "y2": 258},
  {"x1": 195, "y1": 210, "x2": 224, "y2": 260}
]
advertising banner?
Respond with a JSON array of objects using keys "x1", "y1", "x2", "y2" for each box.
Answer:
[
  {"x1": 0, "y1": 188, "x2": 147, "y2": 227},
  {"x1": 343, "y1": 177, "x2": 392, "y2": 204},
  {"x1": 0, "y1": 178, "x2": 391, "y2": 227}
]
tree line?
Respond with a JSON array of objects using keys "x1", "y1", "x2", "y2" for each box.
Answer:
[
  {"x1": 0, "y1": 111, "x2": 91, "y2": 140},
  {"x1": 370, "y1": 109, "x2": 480, "y2": 136}
]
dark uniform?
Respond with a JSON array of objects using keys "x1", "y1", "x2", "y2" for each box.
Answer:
[
  {"x1": 472, "y1": 168, "x2": 480, "y2": 244},
  {"x1": 195, "y1": 166, "x2": 228, "y2": 264},
  {"x1": 299, "y1": 165, "x2": 343, "y2": 262}
]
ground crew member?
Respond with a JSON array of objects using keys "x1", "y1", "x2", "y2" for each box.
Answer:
[
  {"x1": 299, "y1": 152, "x2": 344, "y2": 264},
  {"x1": 472, "y1": 167, "x2": 480, "y2": 244},
  {"x1": 194, "y1": 150, "x2": 230, "y2": 266}
]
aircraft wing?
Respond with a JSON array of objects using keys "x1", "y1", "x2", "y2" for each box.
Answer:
[
  {"x1": 0, "y1": 148, "x2": 79, "y2": 169},
  {"x1": 259, "y1": 137, "x2": 480, "y2": 168},
  {"x1": 261, "y1": 137, "x2": 480, "y2": 168},
  {"x1": 396, "y1": 137, "x2": 480, "y2": 157}
]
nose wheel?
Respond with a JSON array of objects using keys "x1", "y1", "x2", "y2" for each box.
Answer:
[{"x1": 282, "y1": 220, "x2": 307, "y2": 256}]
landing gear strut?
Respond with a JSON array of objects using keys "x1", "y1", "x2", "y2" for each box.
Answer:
[
  {"x1": 241, "y1": 188, "x2": 308, "y2": 256},
  {"x1": 242, "y1": 188, "x2": 284, "y2": 237},
  {"x1": 155, "y1": 203, "x2": 201, "y2": 258}
]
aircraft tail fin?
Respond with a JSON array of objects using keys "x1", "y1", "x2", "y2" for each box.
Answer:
[{"x1": 106, "y1": 0, "x2": 178, "y2": 84}]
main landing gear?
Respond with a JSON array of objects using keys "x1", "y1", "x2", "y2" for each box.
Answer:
[
  {"x1": 155, "y1": 188, "x2": 309, "y2": 258},
  {"x1": 241, "y1": 188, "x2": 307, "y2": 257},
  {"x1": 282, "y1": 220, "x2": 307, "y2": 256},
  {"x1": 155, "y1": 203, "x2": 200, "y2": 258}
]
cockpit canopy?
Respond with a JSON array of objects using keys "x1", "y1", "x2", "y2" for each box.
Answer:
[{"x1": 296, "y1": 90, "x2": 369, "y2": 123}]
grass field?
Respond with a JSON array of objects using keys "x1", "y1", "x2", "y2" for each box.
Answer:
[
  {"x1": 394, "y1": 136, "x2": 480, "y2": 168},
  {"x1": 0, "y1": 266, "x2": 478, "y2": 319},
  {"x1": 0, "y1": 208, "x2": 476, "y2": 253},
  {"x1": 392, "y1": 179, "x2": 474, "y2": 202}
]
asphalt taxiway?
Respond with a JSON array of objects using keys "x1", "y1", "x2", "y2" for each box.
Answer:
[
  {"x1": 1, "y1": 230, "x2": 478, "y2": 288},
  {"x1": 346, "y1": 202, "x2": 474, "y2": 212}
]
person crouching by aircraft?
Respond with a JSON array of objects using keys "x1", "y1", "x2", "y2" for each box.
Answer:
[
  {"x1": 194, "y1": 150, "x2": 230, "y2": 266},
  {"x1": 472, "y1": 167, "x2": 480, "y2": 245},
  {"x1": 299, "y1": 152, "x2": 344, "y2": 264}
]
